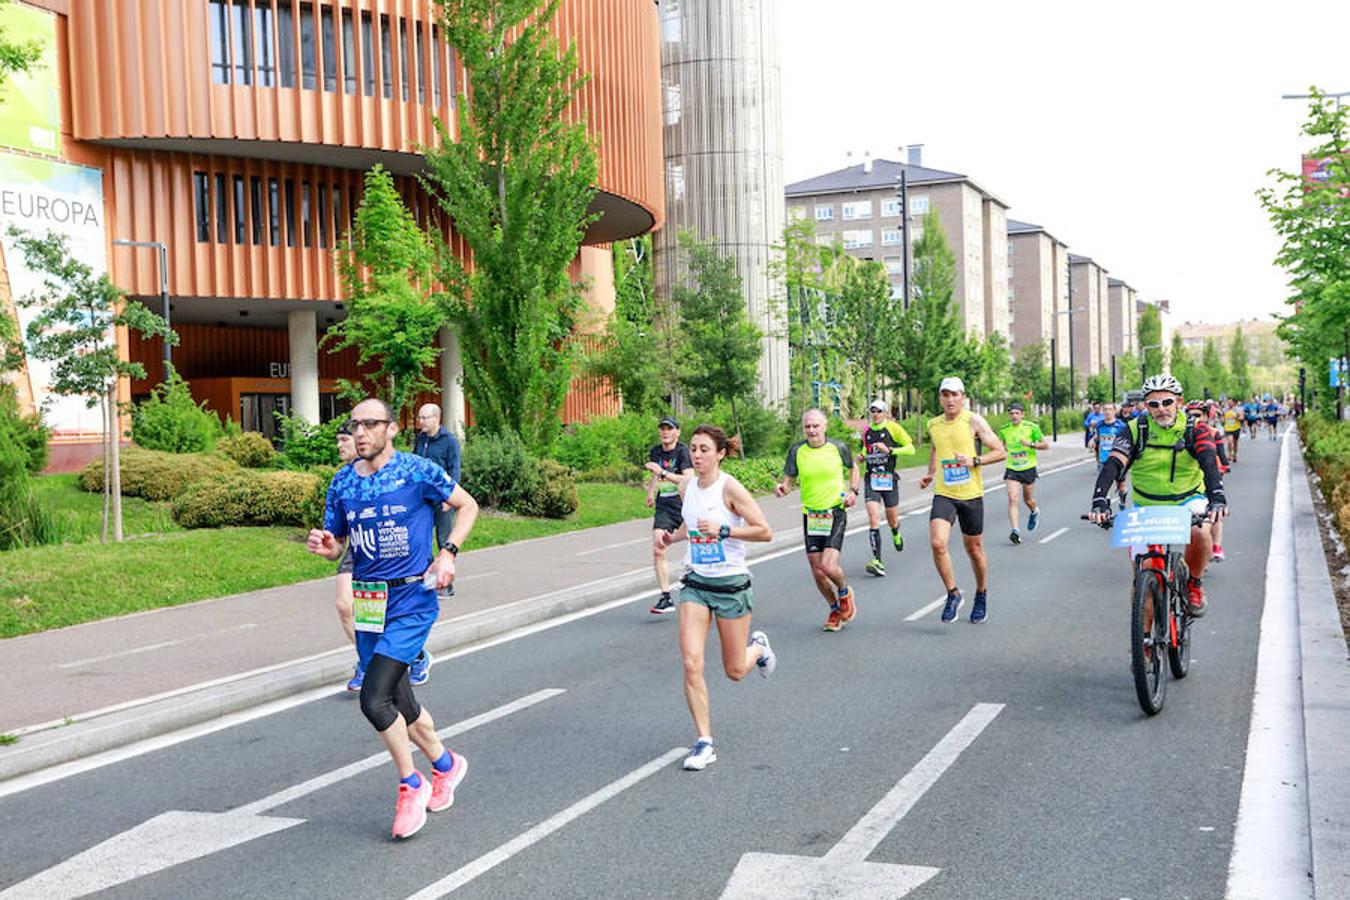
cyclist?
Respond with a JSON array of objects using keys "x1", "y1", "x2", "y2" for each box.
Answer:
[
  {"x1": 775, "y1": 408, "x2": 860, "y2": 632},
  {"x1": 859, "y1": 399, "x2": 915, "y2": 576},
  {"x1": 996, "y1": 401, "x2": 1048, "y2": 544},
  {"x1": 1087, "y1": 375, "x2": 1228, "y2": 617},
  {"x1": 1092, "y1": 402, "x2": 1130, "y2": 509}
]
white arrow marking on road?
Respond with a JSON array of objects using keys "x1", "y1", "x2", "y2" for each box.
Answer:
[
  {"x1": 720, "y1": 702, "x2": 1004, "y2": 900},
  {"x1": 0, "y1": 689, "x2": 564, "y2": 900}
]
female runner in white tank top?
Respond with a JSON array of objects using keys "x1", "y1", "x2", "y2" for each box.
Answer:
[{"x1": 650, "y1": 424, "x2": 775, "y2": 771}]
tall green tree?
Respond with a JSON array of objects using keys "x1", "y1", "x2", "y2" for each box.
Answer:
[
  {"x1": 773, "y1": 217, "x2": 834, "y2": 415},
  {"x1": 825, "y1": 256, "x2": 895, "y2": 411},
  {"x1": 1198, "y1": 337, "x2": 1231, "y2": 398},
  {"x1": 1229, "y1": 325, "x2": 1252, "y2": 397},
  {"x1": 424, "y1": 0, "x2": 599, "y2": 451},
  {"x1": 583, "y1": 237, "x2": 670, "y2": 415},
  {"x1": 672, "y1": 231, "x2": 762, "y2": 450},
  {"x1": 1258, "y1": 87, "x2": 1350, "y2": 414},
  {"x1": 12, "y1": 230, "x2": 176, "y2": 542},
  {"x1": 1137, "y1": 303, "x2": 1165, "y2": 378},
  {"x1": 1169, "y1": 333, "x2": 1197, "y2": 396},
  {"x1": 327, "y1": 165, "x2": 443, "y2": 426},
  {"x1": 968, "y1": 331, "x2": 1012, "y2": 408},
  {"x1": 1011, "y1": 340, "x2": 1049, "y2": 403},
  {"x1": 0, "y1": 0, "x2": 43, "y2": 94}
]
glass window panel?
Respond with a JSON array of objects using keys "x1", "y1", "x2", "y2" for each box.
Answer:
[
  {"x1": 284, "y1": 179, "x2": 296, "y2": 247},
  {"x1": 214, "y1": 173, "x2": 229, "y2": 243},
  {"x1": 341, "y1": 10, "x2": 356, "y2": 95},
  {"x1": 193, "y1": 172, "x2": 211, "y2": 241},
  {"x1": 361, "y1": 13, "x2": 375, "y2": 96},
  {"x1": 233, "y1": 174, "x2": 246, "y2": 244},
  {"x1": 208, "y1": 1, "x2": 230, "y2": 84},
  {"x1": 332, "y1": 184, "x2": 343, "y2": 240},
  {"x1": 415, "y1": 22, "x2": 426, "y2": 104},
  {"x1": 320, "y1": 6, "x2": 336, "y2": 92},
  {"x1": 231, "y1": 0, "x2": 253, "y2": 85},
  {"x1": 317, "y1": 183, "x2": 329, "y2": 248},
  {"x1": 299, "y1": 3, "x2": 316, "y2": 90},
  {"x1": 250, "y1": 176, "x2": 263, "y2": 245},
  {"x1": 254, "y1": 3, "x2": 275, "y2": 86},
  {"x1": 379, "y1": 16, "x2": 392, "y2": 99},
  {"x1": 431, "y1": 27, "x2": 441, "y2": 106},
  {"x1": 277, "y1": 1, "x2": 296, "y2": 88},
  {"x1": 399, "y1": 19, "x2": 409, "y2": 101},
  {"x1": 301, "y1": 182, "x2": 312, "y2": 247}
]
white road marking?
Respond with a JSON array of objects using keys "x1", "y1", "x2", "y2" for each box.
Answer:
[
  {"x1": 0, "y1": 691, "x2": 564, "y2": 900},
  {"x1": 453, "y1": 570, "x2": 499, "y2": 583},
  {"x1": 56, "y1": 623, "x2": 260, "y2": 670},
  {"x1": 720, "y1": 703, "x2": 1004, "y2": 899},
  {"x1": 405, "y1": 747, "x2": 687, "y2": 899},
  {"x1": 575, "y1": 537, "x2": 650, "y2": 557},
  {"x1": 1038, "y1": 527, "x2": 1069, "y2": 544},
  {"x1": 904, "y1": 594, "x2": 949, "y2": 622},
  {"x1": 1225, "y1": 433, "x2": 1312, "y2": 900}
]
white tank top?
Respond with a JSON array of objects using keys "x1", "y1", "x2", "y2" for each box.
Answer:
[{"x1": 681, "y1": 471, "x2": 748, "y2": 577}]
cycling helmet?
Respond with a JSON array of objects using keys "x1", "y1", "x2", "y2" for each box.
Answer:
[{"x1": 1141, "y1": 373, "x2": 1183, "y2": 395}]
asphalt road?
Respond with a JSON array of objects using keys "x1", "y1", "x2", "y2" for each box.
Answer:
[{"x1": 0, "y1": 431, "x2": 1286, "y2": 900}]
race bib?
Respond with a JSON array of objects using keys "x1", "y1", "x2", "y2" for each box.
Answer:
[
  {"x1": 688, "y1": 531, "x2": 726, "y2": 565},
  {"x1": 352, "y1": 581, "x2": 388, "y2": 634},
  {"x1": 1010, "y1": 449, "x2": 1028, "y2": 466},
  {"x1": 806, "y1": 509, "x2": 835, "y2": 535},
  {"x1": 940, "y1": 459, "x2": 971, "y2": 485},
  {"x1": 656, "y1": 480, "x2": 679, "y2": 497},
  {"x1": 869, "y1": 472, "x2": 895, "y2": 492}
]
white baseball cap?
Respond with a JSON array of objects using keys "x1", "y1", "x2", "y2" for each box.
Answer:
[
  {"x1": 868, "y1": 399, "x2": 887, "y2": 412},
  {"x1": 939, "y1": 376, "x2": 965, "y2": 394}
]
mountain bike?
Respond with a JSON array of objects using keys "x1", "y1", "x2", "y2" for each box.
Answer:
[{"x1": 1126, "y1": 513, "x2": 1208, "y2": 715}]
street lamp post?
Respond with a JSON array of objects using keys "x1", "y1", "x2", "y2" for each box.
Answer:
[
  {"x1": 1055, "y1": 304, "x2": 1087, "y2": 417},
  {"x1": 112, "y1": 239, "x2": 171, "y2": 381},
  {"x1": 1139, "y1": 343, "x2": 1162, "y2": 387}
]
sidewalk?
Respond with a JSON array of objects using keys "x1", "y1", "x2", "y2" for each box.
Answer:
[{"x1": 0, "y1": 440, "x2": 1095, "y2": 778}]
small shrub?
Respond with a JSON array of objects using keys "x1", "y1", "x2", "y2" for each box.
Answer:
[
  {"x1": 552, "y1": 412, "x2": 654, "y2": 471},
  {"x1": 218, "y1": 431, "x2": 277, "y2": 468},
  {"x1": 171, "y1": 470, "x2": 321, "y2": 528},
  {"x1": 275, "y1": 412, "x2": 349, "y2": 469},
  {"x1": 516, "y1": 459, "x2": 579, "y2": 518},
  {"x1": 131, "y1": 366, "x2": 221, "y2": 453},
  {"x1": 461, "y1": 430, "x2": 535, "y2": 510},
  {"x1": 575, "y1": 463, "x2": 646, "y2": 484},
  {"x1": 0, "y1": 384, "x2": 49, "y2": 474},
  {"x1": 79, "y1": 447, "x2": 238, "y2": 501},
  {"x1": 722, "y1": 456, "x2": 782, "y2": 494},
  {"x1": 0, "y1": 443, "x2": 59, "y2": 550},
  {"x1": 301, "y1": 464, "x2": 340, "y2": 530}
]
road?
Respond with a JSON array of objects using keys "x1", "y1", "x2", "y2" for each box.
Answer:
[{"x1": 0, "y1": 431, "x2": 1285, "y2": 899}]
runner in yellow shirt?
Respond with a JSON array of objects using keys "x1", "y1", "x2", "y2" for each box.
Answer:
[{"x1": 918, "y1": 377, "x2": 1005, "y2": 624}]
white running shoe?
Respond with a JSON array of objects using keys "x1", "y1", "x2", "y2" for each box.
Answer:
[
  {"x1": 683, "y1": 739, "x2": 717, "y2": 771},
  {"x1": 750, "y1": 631, "x2": 776, "y2": 678}
]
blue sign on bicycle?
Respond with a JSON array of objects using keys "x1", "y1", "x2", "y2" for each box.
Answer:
[{"x1": 1110, "y1": 505, "x2": 1193, "y2": 547}]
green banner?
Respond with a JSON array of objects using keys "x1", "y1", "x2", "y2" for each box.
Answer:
[{"x1": 0, "y1": 1, "x2": 60, "y2": 156}]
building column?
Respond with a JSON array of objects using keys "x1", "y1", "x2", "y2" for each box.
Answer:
[
  {"x1": 287, "y1": 309, "x2": 320, "y2": 423},
  {"x1": 439, "y1": 326, "x2": 465, "y2": 438}
]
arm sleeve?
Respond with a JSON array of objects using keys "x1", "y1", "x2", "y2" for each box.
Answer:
[
  {"x1": 783, "y1": 443, "x2": 799, "y2": 478},
  {"x1": 1190, "y1": 424, "x2": 1227, "y2": 506},
  {"x1": 1092, "y1": 457, "x2": 1125, "y2": 504},
  {"x1": 887, "y1": 422, "x2": 915, "y2": 456}
]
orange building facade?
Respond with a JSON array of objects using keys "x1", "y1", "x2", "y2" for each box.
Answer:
[{"x1": 1, "y1": 0, "x2": 663, "y2": 463}]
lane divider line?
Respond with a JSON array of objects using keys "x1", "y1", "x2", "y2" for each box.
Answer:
[
  {"x1": 904, "y1": 595, "x2": 949, "y2": 622},
  {"x1": 1038, "y1": 527, "x2": 1069, "y2": 545}
]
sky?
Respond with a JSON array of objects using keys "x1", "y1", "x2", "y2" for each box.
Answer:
[{"x1": 778, "y1": 0, "x2": 1350, "y2": 326}]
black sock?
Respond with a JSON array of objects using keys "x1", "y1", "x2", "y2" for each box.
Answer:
[{"x1": 869, "y1": 528, "x2": 882, "y2": 559}]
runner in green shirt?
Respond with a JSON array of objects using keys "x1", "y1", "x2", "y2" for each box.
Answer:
[{"x1": 996, "y1": 402, "x2": 1049, "y2": 544}]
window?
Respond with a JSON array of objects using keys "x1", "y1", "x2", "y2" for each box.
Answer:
[
  {"x1": 361, "y1": 13, "x2": 375, "y2": 96},
  {"x1": 660, "y1": 0, "x2": 682, "y2": 42},
  {"x1": 884, "y1": 257, "x2": 903, "y2": 275},
  {"x1": 332, "y1": 184, "x2": 343, "y2": 240},
  {"x1": 211, "y1": 174, "x2": 228, "y2": 243},
  {"x1": 317, "y1": 185, "x2": 328, "y2": 247},
  {"x1": 379, "y1": 16, "x2": 392, "y2": 99},
  {"x1": 341, "y1": 10, "x2": 356, "y2": 95},
  {"x1": 814, "y1": 234, "x2": 833, "y2": 247},
  {"x1": 284, "y1": 179, "x2": 296, "y2": 247},
  {"x1": 348, "y1": 186, "x2": 358, "y2": 230},
  {"x1": 431, "y1": 26, "x2": 442, "y2": 106},
  {"x1": 788, "y1": 206, "x2": 806, "y2": 221},
  {"x1": 399, "y1": 19, "x2": 410, "y2": 101},
  {"x1": 277, "y1": 1, "x2": 296, "y2": 88},
  {"x1": 663, "y1": 83, "x2": 681, "y2": 126},
  {"x1": 415, "y1": 22, "x2": 426, "y2": 103},
  {"x1": 193, "y1": 172, "x2": 211, "y2": 241},
  {"x1": 209, "y1": 1, "x2": 230, "y2": 84},
  {"x1": 814, "y1": 205, "x2": 834, "y2": 222},
  {"x1": 910, "y1": 195, "x2": 930, "y2": 216},
  {"x1": 299, "y1": 3, "x2": 316, "y2": 90},
  {"x1": 301, "y1": 182, "x2": 312, "y2": 247},
  {"x1": 841, "y1": 229, "x2": 873, "y2": 249},
  {"x1": 250, "y1": 176, "x2": 263, "y2": 245},
  {"x1": 881, "y1": 198, "x2": 903, "y2": 218},
  {"x1": 255, "y1": 3, "x2": 276, "y2": 86},
  {"x1": 268, "y1": 178, "x2": 280, "y2": 246},
  {"x1": 320, "y1": 6, "x2": 336, "y2": 91},
  {"x1": 842, "y1": 200, "x2": 872, "y2": 221},
  {"x1": 233, "y1": 175, "x2": 246, "y2": 244},
  {"x1": 911, "y1": 223, "x2": 924, "y2": 241},
  {"x1": 667, "y1": 162, "x2": 685, "y2": 201},
  {"x1": 881, "y1": 228, "x2": 902, "y2": 246},
  {"x1": 230, "y1": 0, "x2": 254, "y2": 85}
]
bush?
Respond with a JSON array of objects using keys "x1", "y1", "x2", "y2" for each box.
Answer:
[
  {"x1": 460, "y1": 430, "x2": 535, "y2": 510},
  {"x1": 0, "y1": 392, "x2": 59, "y2": 549},
  {"x1": 275, "y1": 412, "x2": 349, "y2": 469},
  {"x1": 132, "y1": 366, "x2": 221, "y2": 453},
  {"x1": 722, "y1": 456, "x2": 782, "y2": 494},
  {"x1": 0, "y1": 384, "x2": 49, "y2": 474},
  {"x1": 575, "y1": 463, "x2": 646, "y2": 484},
  {"x1": 171, "y1": 470, "x2": 322, "y2": 528},
  {"x1": 552, "y1": 412, "x2": 654, "y2": 471},
  {"x1": 301, "y1": 464, "x2": 340, "y2": 530},
  {"x1": 516, "y1": 459, "x2": 579, "y2": 518},
  {"x1": 218, "y1": 431, "x2": 277, "y2": 468},
  {"x1": 79, "y1": 446, "x2": 239, "y2": 501}
]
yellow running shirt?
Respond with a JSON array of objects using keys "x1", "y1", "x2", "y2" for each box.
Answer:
[{"x1": 927, "y1": 409, "x2": 983, "y2": 500}]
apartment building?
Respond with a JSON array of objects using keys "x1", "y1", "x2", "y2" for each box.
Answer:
[
  {"x1": 1006, "y1": 219, "x2": 1069, "y2": 353},
  {"x1": 1068, "y1": 254, "x2": 1109, "y2": 375},
  {"x1": 1106, "y1": 278, "x2": 1139, "y2": 358},
  {"x1": 785, "y1": 154, "x2": 1010, "y2": 339}
]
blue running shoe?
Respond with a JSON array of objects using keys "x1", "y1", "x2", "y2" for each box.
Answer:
[
  {"x1": 970, "y1": 591, "x2": 988, "y2": 624},
  {"x1": 346, "y1": 663, "x2": 365, "y2": 692},
  {"x1": 683, "y1": 738, "x2": 717, "y2": 771},
  {"x1": 409, "y1": 651, "x2": 431, "y2": 687},
  {"x1": 1027, "y1": 509, "x2": 1040, "y2": 532},
  {"x1": 940, "y1": 589, "x2": 963, "y2": 623}
]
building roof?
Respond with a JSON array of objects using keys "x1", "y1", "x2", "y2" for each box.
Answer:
[
  {"x1": 785, "y1": 158, "x2": 1009, "y2": 207},
  {"x1": 1107, "y1": 277, "x2": 1133, "y2": 290},
  {"x1": 1068, "y1": 253, "x2": 1109, "y2": 274},
  {"x1": 1007, "y1": 218, "x2": 1066, "y2": 245}
]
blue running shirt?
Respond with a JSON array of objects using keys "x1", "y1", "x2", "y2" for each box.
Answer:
[
  {"x1": 1095, "y1": 419, "x2": 1129, "y2": 464},
  {"x1": 324, "y1": 451, "x2": 456, "y2": 619}
]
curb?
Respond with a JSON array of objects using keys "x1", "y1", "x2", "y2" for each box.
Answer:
[{"x1": 0, "y1": 455, "x2": 1093, "y2": 784}]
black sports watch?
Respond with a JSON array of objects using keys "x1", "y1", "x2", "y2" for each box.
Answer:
[
  {"x1": 442, "y1": 540, "x2": 460, "y2": 557},
  {"x1": 718, "y1": 523, "x2": 731, "y2": 540}
]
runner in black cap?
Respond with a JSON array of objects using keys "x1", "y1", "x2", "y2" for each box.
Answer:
[{"x1": 647, "y1": 416, "x2": 694, "y2": 613}]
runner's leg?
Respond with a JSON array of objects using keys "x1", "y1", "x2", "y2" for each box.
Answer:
[
  {"x1": 715, "y1": 613, "x2": 759, "y2": 681},
  {"x1": 679, "y1": 601, "x2": 714, "y2": 736},
  {"x1": 653, "y1": 528, "x2": 671, "y2": 594},
  {"x1": 963, "y1": 534, "x2": 988, "y2": 592},
  {"x1": 866, "y1": 499, "x2": 883, "y2": 561},
  {"x1": 807, "y1": 551, "x2": 837, "y2": 603},
  {"x1": 1023, "y1": 481, "x2": 1038, "y2": 515},
  {"x1": 1185, "y1": 524, "x2": 1213, "y2": 580},
  {"x1": 1005, "y1": 480, "x2": 1023, "y2": 531},
  {"x1": 930, "y1": 517, "x2": 957, "y2": 591}
]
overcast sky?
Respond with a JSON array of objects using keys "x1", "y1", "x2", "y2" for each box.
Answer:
[{"x1": 778, "y1": 0, "x2": 1350, "y2": 326}]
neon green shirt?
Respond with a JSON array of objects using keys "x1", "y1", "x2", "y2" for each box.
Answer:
[
  {"x1": 784, "y1": 438, "x2": 854, "y2": 511},
  {"x1": 998, "y1": 421, "x2": 1044, "y2": 472}
]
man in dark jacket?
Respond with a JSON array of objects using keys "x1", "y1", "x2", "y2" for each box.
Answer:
[{"x1": 415, "y1": 404, "x2": 462, "y2": 599}]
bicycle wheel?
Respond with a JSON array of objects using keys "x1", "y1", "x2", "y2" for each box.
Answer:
[
  {"x1": 1168, "y1": 554, "x2": 1192, "y2": 679},
  {"x1": 1131, "y1": 567, "x2": 1167, "y2": 715}
]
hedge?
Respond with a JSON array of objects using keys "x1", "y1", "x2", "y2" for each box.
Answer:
[
  {"x1": 78, "y1": 447, "x2": 239, "y2": 501},
  {"x1": 1300, "y1": 416, "x2": 1350, "y2": 537},
  {"x1": 171, "y1": 470, "x2": 322, "y2": 528},
  {"x1": 218, "y1": 431, "x2": 278, "y2": 468}
]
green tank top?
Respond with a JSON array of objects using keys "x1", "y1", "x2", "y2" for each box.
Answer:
[{"x1": 1128, "y1": 417, "x2": 1203, "y2": 505}]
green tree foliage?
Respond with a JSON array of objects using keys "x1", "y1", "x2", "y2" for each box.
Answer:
[
  {"x1": 584, "y1": 237, "x2": 669, "y2": 415},
  {"x1": 773, "y1": 218, "x2": 838, "y2": 416},
  {"x1": 1011, "y1": 341, "x2": 1049, "y2": 403},
  {"x1": 1258, "y1": 88, "x2": 1350, "y2": 414},
  {"x1": 671, "y1": 231, "x2": 763, "y2": 450},
  {"x1": 12, "y1": 229, "x2": 176, "y2": 542},
  {"x1": 424, "y1": 0, "x2": 598, "y2": 452},
  {"x1": 0, "y1": 382, "x2": 55, "y2": 550},
  {"x1": 967, "y1": 331, "x2": 1012, "y2": 407},
  {"x1": 132, "y1": 366, "x2": 222, "y2": 453},
  {"x1": 1085, "y1": 371, "x2": 1112, "y2": 402},
  {"x1": 326, "y1": 165, "x2": 442, "y2": 426},
  {"x1": 1198, "y1": 337, "x2": 1232, "y2": 399},
  {"x1": 1229, "y1": 325, "x2": 1252, "y2": 397},
  {"x1": 825, "y1": 255, "x2": 896, "y2": 411},
  {"x1": 1137, "y1": 303, "x2": 1165, "y2": 378},
  {"x1": 0, "y1": 0, "x2": 43, "y2": 94}
]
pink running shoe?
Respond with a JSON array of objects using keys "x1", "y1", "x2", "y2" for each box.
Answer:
[
  {"x1": 391, "y1": 773, "x2": 431, "y2": 840},
  {"x1": 1212, "y1": 544, "x2": 1225, "y2": 562},
  {"x1": 428, "y1": 752, "x2": 469, "y2": 813}
]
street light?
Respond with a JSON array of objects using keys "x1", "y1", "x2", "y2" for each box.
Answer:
[
  {"x1": 1139, "y1": 344, "x2": 1162, "y2": 387},
  {"x1": 112, "y1": 239, "x2": 171, "y2": 381},
  {"x1": 1055, "y1": 304, "x2": 1087, "y2": 405}
]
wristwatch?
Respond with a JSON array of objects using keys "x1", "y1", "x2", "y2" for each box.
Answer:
[
  {"x1": 442, "y1": 540, "x2": 460, "y2": 557},
  {"x1": 972, "y1": 456, "x2": 982, "y2": 467},
  {"x1": 718, "y1": 523, "x2": 731, "y2": 540}
]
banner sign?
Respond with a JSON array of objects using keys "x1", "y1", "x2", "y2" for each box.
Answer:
[
  {"x1": 1110, "y1": 505, "x2": 1194, "y2": 548},
  {"x1": 0, "y1": 2, "x2": 61, "y2": 156}
]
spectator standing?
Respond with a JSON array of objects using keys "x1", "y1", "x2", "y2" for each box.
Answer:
[{"x1": 414, "y1": 403, "x2": 461, "y2": 602}]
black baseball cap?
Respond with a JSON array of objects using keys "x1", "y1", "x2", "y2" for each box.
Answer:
[
  {"x1": 658, "y1": 416, "x2": 679, "y2": 429},
  {"x1": 1008, "y1": 401, "x2": 1024, "y2": 412}
]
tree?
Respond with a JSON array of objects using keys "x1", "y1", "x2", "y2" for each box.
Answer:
[
  {"x1": 583, "y1": 237, "x2": 670, "y2": 415},
  {"x1": 1258, "y1": 88, "x2": 1350, "y2": 415},
  {"x1": 0, "y1": 0, "x2": 43, "y2": 94},
  {"x1": 1138, "y1": 303, "x2": 1165, "y2": 377},
  {"x1": 825, "y1": 256, "x2": 895, "y2": 411},
  {"x1": 968, "y1": 332, "x2": 1012, "y2": 408},
  {"x1": 883, "y1": 208, "x2": 967, "y2": 423},
  {"x1": 671, "y1": 231, "x2": 762, "y2": 451},
  {"x1": 424, "y1": 0, "x2": 599, "y2": 452},
  {"x1": 1198, "y1": 337, "x2": 1231, "y2": 399},
  {"x1": 12, "y1": 229, "x2": 175, "y2": 542},
  {"x1": 1229, "y1": 324, "x2": 1252, "y2": 397},
  {"x1": 773, "y1": 217, "x2": 833, "y2": 415},
  {"x1": 326, "y1": 165, "x2": 443, "y2": 426},
  {"x1": 1011, "y1": 340, "x2": 1049, "y2": 403},
  {"x1": 1085, "y1": 371, "x2": 1112, "y2": 402}
]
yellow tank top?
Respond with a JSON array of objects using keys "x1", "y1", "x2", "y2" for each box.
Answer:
[{"x1": 927, "y1": 409, "x2": 983, "y2": 500}]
